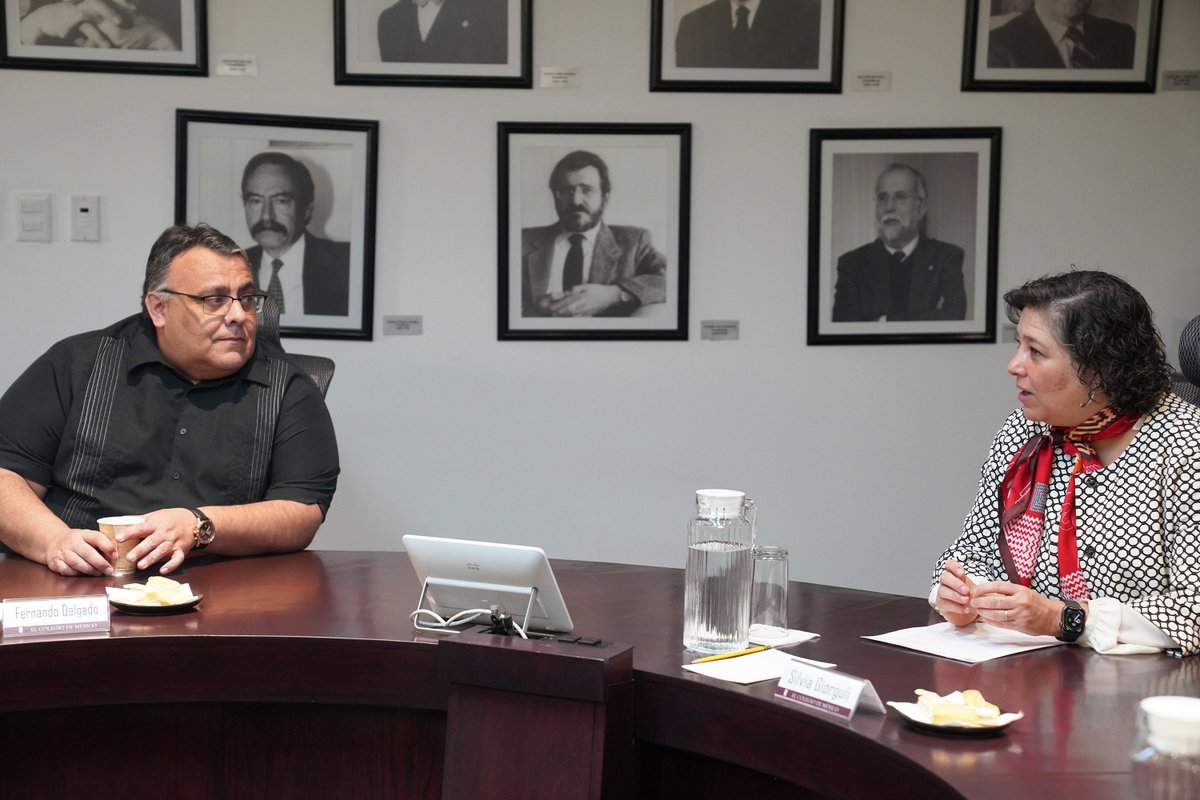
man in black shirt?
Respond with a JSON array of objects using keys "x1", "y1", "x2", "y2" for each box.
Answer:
[{"x1": 0, "y1": 224, "x2": 339, "y2": 576}]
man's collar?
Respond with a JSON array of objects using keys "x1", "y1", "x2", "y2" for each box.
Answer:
[
  {"x1": 730, "y1": 0, "x2": 760, "y2": 15},
  {"x1": 277, "y1": 231, "x2": 307, "y2": 267},
  {"x1": 884, "y1": 235, "x2": 920, "y2": 259},
  {"x1": 558, "y1": 222, "x2": 602, "y2": 243},
  {"x1": 1033, "y1": 5, "x2": 1081, "y2": 41},
  {"x1": 262, "y1": 230, "x2": 306, "y2": 263}
]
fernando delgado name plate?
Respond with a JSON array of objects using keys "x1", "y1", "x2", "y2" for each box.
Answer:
[{"x1": 2, "y1": 595, "x2": 110, "y2": 638}]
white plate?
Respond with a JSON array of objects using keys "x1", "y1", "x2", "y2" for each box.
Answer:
[
  {"x1": 887, "y1": 701, "x2": 1024, "y2": 737},
  {"x1": 109, "y1": 594, "x2": 203, "y2": 615},
  {"x1": 105, "y1": 583, "x2": 200, "y2": 614}
]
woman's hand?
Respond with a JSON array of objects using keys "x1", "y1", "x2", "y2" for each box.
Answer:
[
  {"x1": 935, "y1": 560, "x2": 979, "y2": 627},
  {"x1": 970, "y1": 580, "x2": 1064, "y2": 637}
]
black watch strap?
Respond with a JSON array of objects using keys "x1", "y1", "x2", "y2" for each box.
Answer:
[{"x1": 1057, "y1": 599, "x2": 1086, "y2": 643}]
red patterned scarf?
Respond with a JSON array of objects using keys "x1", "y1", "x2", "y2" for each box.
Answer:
[{"x1": 998, "y1": 408, "x2": 1138, "y2": 600}]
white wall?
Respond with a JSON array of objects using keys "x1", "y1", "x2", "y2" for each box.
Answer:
[{"x1": 2, "y1": 0, "x2": 1198, "y2": 596}]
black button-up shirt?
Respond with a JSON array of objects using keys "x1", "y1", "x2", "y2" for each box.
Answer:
[{"x1": 0, "y1": 314, "x2": 338, "y2": 532}]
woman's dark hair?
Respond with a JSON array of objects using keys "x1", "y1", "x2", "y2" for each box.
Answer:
[{"x1": 1003, "y1": 270, "x2": 1171, "y2": 415}]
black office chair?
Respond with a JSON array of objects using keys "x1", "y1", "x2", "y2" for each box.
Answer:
[
  {"x1": 1173, "y1": 314, "x2": 1200, "y2": 407},
  {"x1": 257, "y1": 298, "x2": 337, "y2": 398}
]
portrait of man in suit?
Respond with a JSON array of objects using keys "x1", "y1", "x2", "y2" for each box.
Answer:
[
  {"x1": 377, "y1": 0, "x2": 507, "y2": 64},
  {"x1": 521, "y1": 150, "x2": 667, "y2": 318},
  {"x1": 832, "y1": 163, "x2": 967, "y2": 323},
  {"x1": 242, "y1": 152, "x2": 351, "y2": 318},
  {"x1": 674, "y1": 0, "x2": 821, "y2": 69},
  {"x1": 987, "y1": 0, "x2": 1136, "y2": 69}
]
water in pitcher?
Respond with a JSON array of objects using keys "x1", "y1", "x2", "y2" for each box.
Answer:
[{"x1": 683, "y1": 539, "x2": 754, "y2": 654}]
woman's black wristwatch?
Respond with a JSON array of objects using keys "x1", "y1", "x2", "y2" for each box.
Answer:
[{"x1": 1057, "y1": 599, "x2": 1086, "y2": 642}]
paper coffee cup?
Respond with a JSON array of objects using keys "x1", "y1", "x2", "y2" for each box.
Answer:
[{"x1": 98, "y1": 516, "x2": 144, "y2": 576}]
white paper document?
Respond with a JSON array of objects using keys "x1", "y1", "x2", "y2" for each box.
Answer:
[
  {"x1": 862, "y1": 621, "x2": 1063, "y2": 663},
  {"x1": 683, "y1": 648, "x2": 836, "y2": 684}
]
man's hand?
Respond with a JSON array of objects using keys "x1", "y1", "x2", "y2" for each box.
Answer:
[
  {"x1": 44, "y1": 527, "x2": 116, "y2": 577},
  {"x1": 95, "y1": 9, "x2": 177, "y2": 50},
  {"x1": 20, "y1": 1, "x2": 158, "y2": 48},
  {"x1": 20, "y1": 0, "x2": 130, "y2": 46},
  {"x1": 120, "y1": 508, "x2": 198, "y2": 575},
  {"x1": 536, "y1": 284, "x2": 624, "y2": 317}
]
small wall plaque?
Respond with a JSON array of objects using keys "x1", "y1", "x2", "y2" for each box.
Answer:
[
  {"x1": 701, "y1": 320, "x2": 739, "y2": 340},
  {"x1": 383, "y1": 315, "x2": 423, "y2": 335},
  {"x1": 1162, "y1": 71, "x2": 1200, "y2": 91},
  {"x1": 539, "y1": 67, "x2": 581, "y2": 89},
  {"x1": 852, "y1": 71, "x2": 892, "y2": 92}
]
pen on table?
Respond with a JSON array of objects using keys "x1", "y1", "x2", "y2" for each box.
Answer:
[{"x1": 691, "y1": 645, "x2": 769, "y2": 664}]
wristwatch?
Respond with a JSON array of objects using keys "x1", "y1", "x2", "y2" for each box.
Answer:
[
  {"x1": 190, "y1": 508, "x2": 215, "y2": 551},
  {"x1": 1057, "y1": 599, "x2": 1086, "y2": 642}
]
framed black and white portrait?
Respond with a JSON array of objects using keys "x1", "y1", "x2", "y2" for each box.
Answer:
[
  {"x1": 498, "y1": 122, "x2": 691, "y2": 341},
  {"x1": 962, "y1": 0, "x2": 1162, "y2": 92},
  {"x1": 650, "y1": 0, "x2": 843, "y2": 93},
  {"x1": 175, "y1": 109, "x2": 378, "y2": 341},
  {"x1": 335, "y1": 0, "x2": 531, "y2": 88},
  {"x1": 1, "y1": 0, "x2": 206, "y2": 75},
  {"x1": 807, "y1": 128, "x2": 1002, "y2": 346}
]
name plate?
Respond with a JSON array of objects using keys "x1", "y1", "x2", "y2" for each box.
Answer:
[
  {"x1": 774, "y1": 660, "x2": 884, "y2": 720},
  {"x1": 701, "y1": 320, "x2": 739, "y2": 340},
  {"x1": 383, "y1": 315, "x2": 423, "y2": 335},
  {"x1": 2, "y1": 595, "x2": 110, "y2": 638}
]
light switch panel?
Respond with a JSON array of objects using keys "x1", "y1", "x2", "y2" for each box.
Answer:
[{"x1": 17, "y1": 193, "x2": 51, "y2": 242}]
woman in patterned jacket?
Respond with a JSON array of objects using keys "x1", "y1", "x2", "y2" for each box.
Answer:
[{"x1": 931, "y1": 270, "x2": 1200, "y2": 656}]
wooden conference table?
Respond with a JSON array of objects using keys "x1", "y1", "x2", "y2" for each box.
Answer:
[{"x1": 1, "y1": 550, "x2": 1195, "y2": 799}]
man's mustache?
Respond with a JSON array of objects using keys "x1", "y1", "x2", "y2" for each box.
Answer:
[{"x1": 251, "y1": 221, "x2": 289, "y2": 236}]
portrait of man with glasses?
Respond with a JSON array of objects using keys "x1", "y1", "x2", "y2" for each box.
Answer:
[
  {"x1": 520, "y1": 150, "x2": 668, "y2": 318},
  {"x1": 0, "y1": 224, "x2": 339, "y2": 577}
]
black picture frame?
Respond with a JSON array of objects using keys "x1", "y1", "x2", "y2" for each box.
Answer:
[
  {"x1": 962, "y1": 0, "x2": 1162, "y2": 93},
  {"x1": 807, "y1": 127, "x2": 1002, "y2": 346},
  {"x1": 1, "y1": 0, "x2": 206, "y2": 76},
  {"x1": 498, "y1": 122, "x2": 691, "y2": 341},
  {"x1": 650, "y1": 0, "x2": 843, "y2": 93},
  {"x1": 175, "y1": 109, "x2": 378, "y2": 341},
  {"x1": 334, "y1": 0, "x2": 531, "y2": 88}
]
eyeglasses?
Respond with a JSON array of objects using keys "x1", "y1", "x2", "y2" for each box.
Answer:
[{"x1": 157, "y1": 289, "x2": 268, "y2": 316}]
